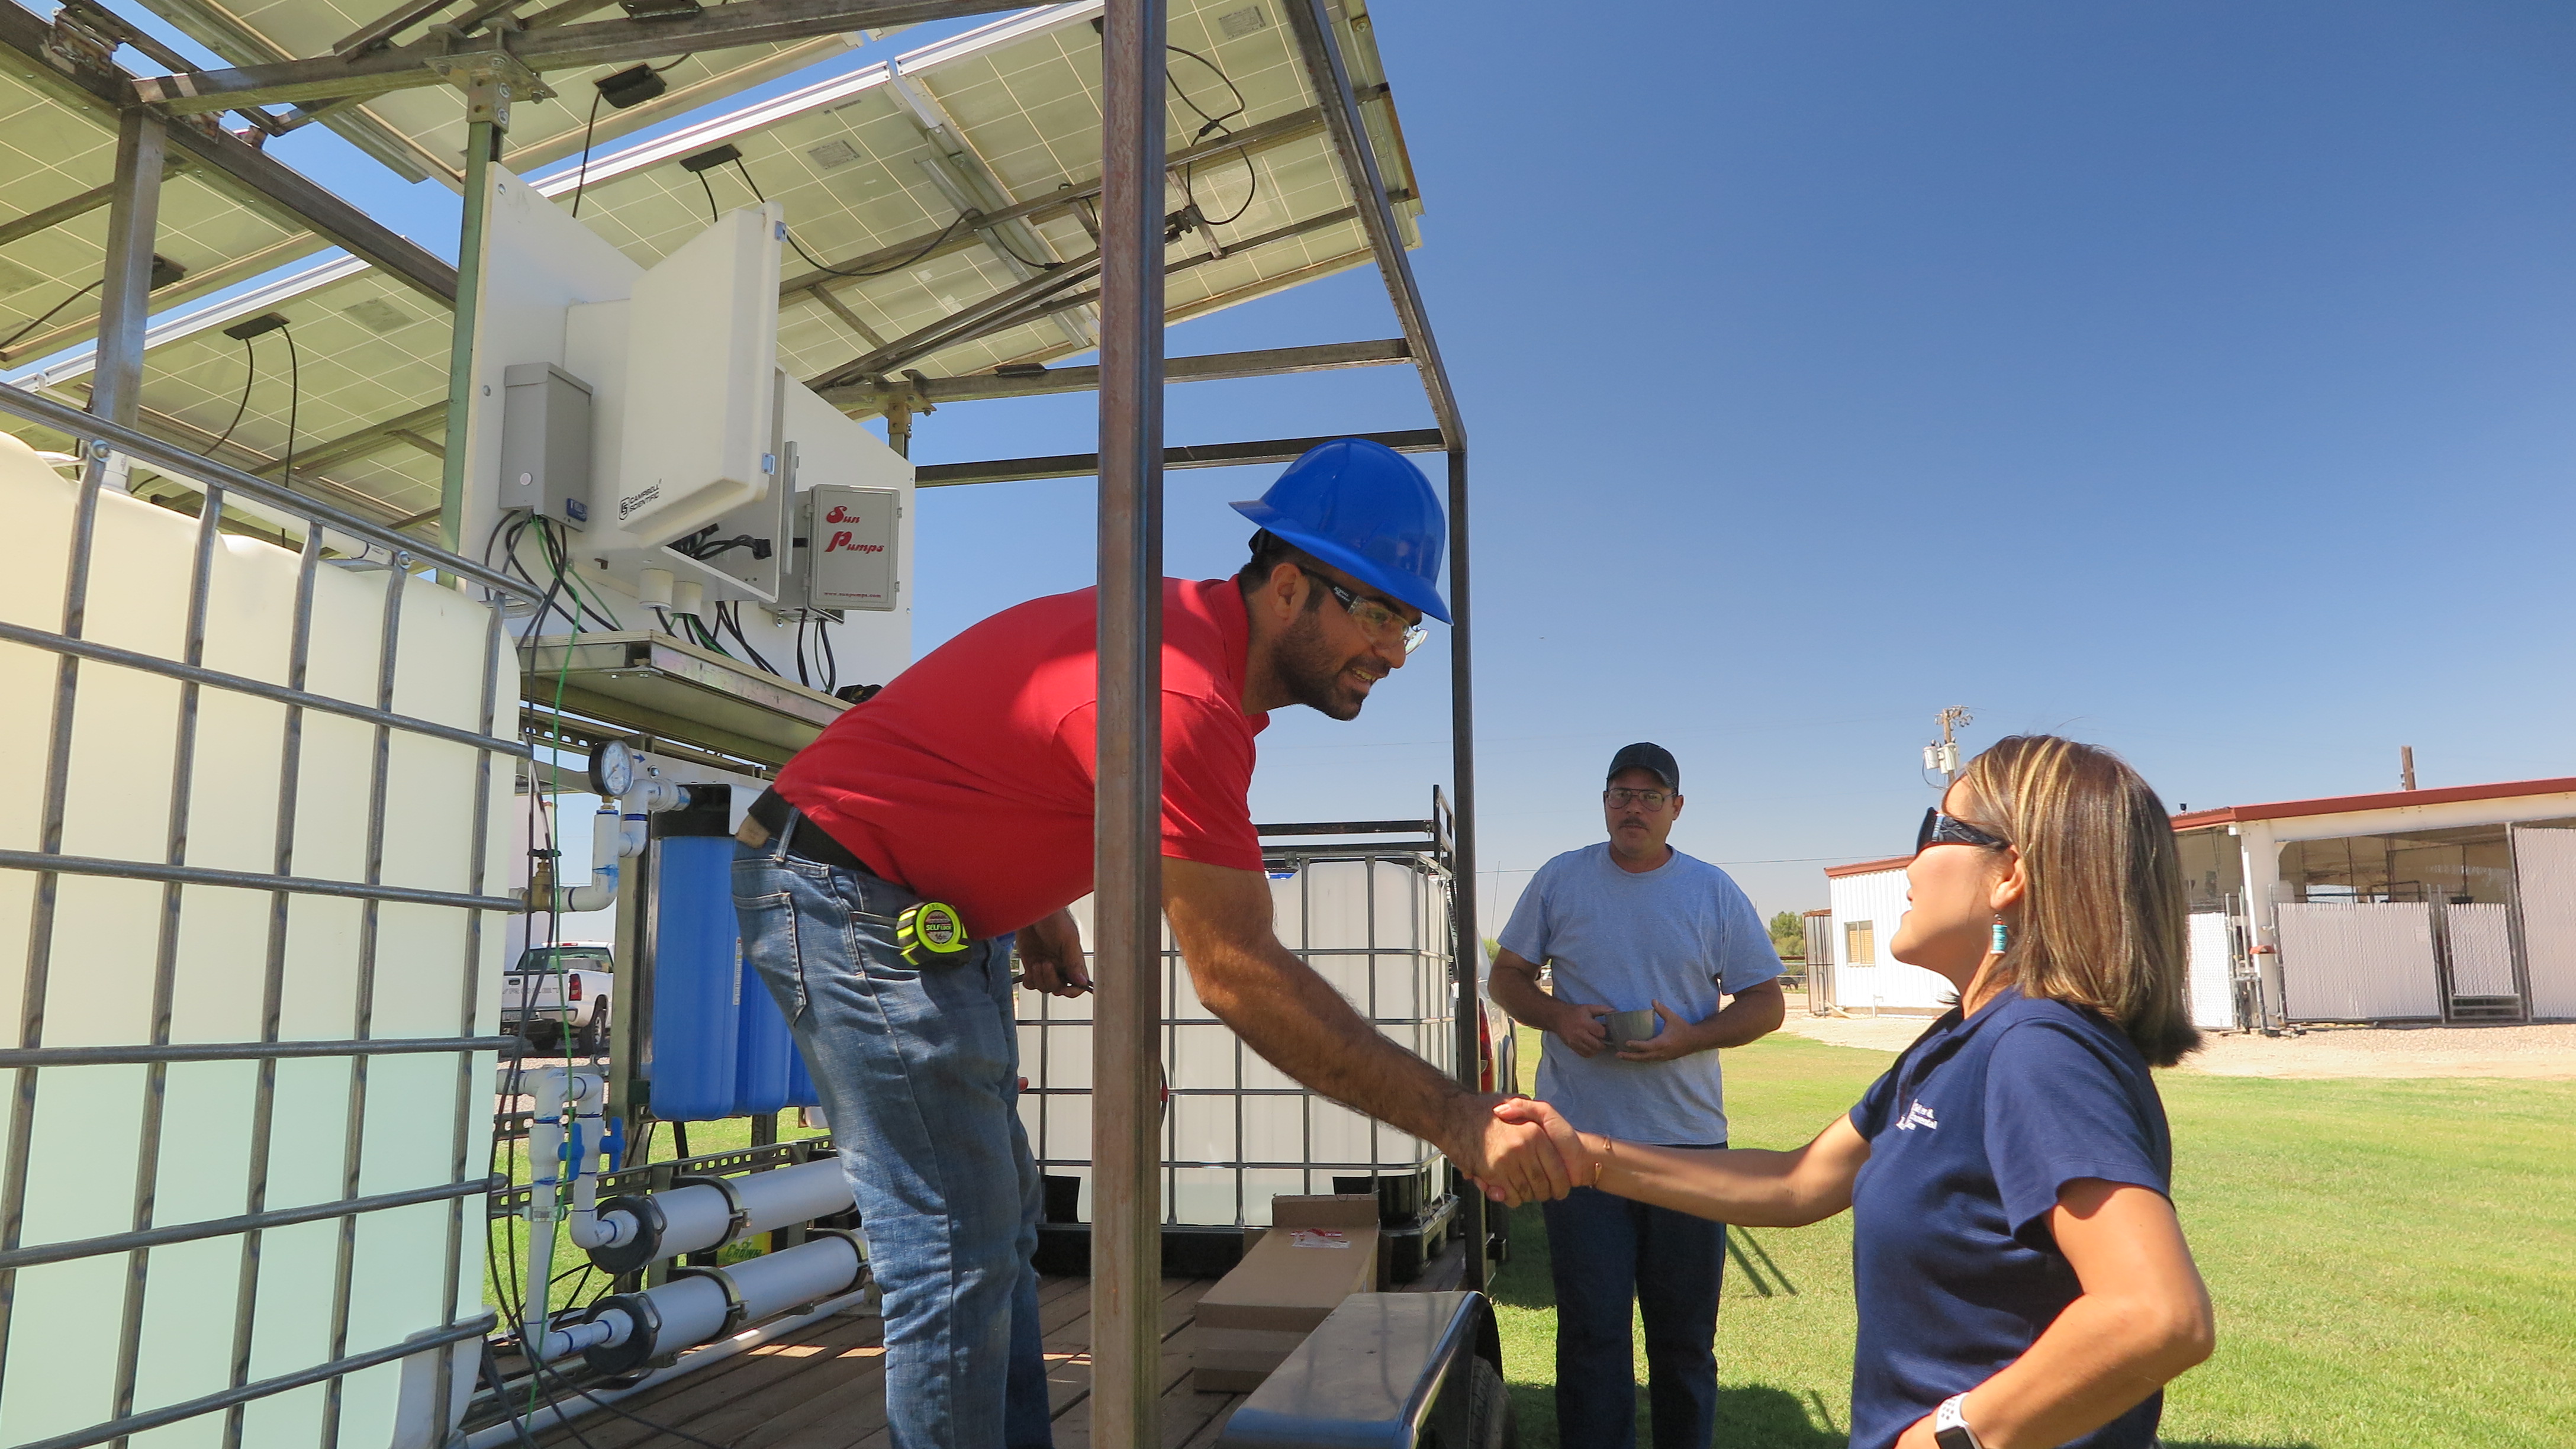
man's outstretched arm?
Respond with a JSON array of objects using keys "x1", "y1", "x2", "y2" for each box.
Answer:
[{"x1": 1161, "y1": 856, "x2": 1579, "y2": 1205}]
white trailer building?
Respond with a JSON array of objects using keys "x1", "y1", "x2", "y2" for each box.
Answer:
[{"x1": 1813, "y1": 775, "x2": 2576, "y2": 1029}]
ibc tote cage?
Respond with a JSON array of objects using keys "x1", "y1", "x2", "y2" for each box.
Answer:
[
  {"x1": 1022, "y1": 800, "x2": 1470, "y2": 1268},
  {"x1": 0, "y1": 381, "x2": 534, "y2": 1449}
]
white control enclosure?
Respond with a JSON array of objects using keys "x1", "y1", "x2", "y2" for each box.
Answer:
[
  {"x1": 607, "y1": 202, "x2": 783, "y2": 541},
  {"x1": 808, "y1": 486, "x2": 901, "y2": 611}
]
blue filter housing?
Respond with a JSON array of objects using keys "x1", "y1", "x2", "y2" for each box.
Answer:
[{"x1": 648, "y1": 833, "x2": 821, "y2": 1120}]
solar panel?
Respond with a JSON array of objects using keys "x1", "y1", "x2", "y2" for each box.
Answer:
[{"x1": 2, "y1": 0, "x2": 1428, "y2": 532}]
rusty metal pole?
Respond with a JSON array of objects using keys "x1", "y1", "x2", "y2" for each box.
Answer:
[
  {"x1": 1091, "y1": 0, "x2": 1166, "y2": 1442},
  {"x1": 1445, "y1": 445, "x2": 1487, "y2": 1292}
]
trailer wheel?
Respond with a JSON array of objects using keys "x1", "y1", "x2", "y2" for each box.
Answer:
[
  {"x1": 574, "y1": 1000, "x2": 606, "y2": 1057},
  {"x1": 1466, "y1": 1354, "x2": 1512, "y2": 1449}
]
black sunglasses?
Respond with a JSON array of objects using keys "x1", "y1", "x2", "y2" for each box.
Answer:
[{"x1": 1917, "y1": 807, "x2": 2010, "y2": 854}]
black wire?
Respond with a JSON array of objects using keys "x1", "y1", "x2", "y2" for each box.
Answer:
[
  {"x1": 727, "y1": 157, "x2": 982, "y2": 280},
  {"x1": 1166, "y1": 45, "x2": 1259, "y2": 229},
  {"x1": 655, "y1": 52, "x2": 694, "y2": 73},
  {"x1": 0, "y1": 276, "x2": 103, "y2": 353},
  {"x1": 820, "y1": 622, "x2": 838, "y2": 695},
  {"x1": 1166, "y1": 43, "x2": 1248, "y2": 127},
  {"x1": 697, "y1": 169, "x2": 721, "y2": 224},
  {"x1": 478, "y1": 1339, "x2": 544, "y2": 1449},
  {"x1": 793, "y1": 614, "x2": 810, "y2": 688},
  {"x1": 569, "y1": 87, "x2": 606, "y2": 218},
  {"x1": 199, "y1": 333, "x2": 258, "y2": 456},
  {"x1": 717, "y1": 602, "x2": 780, "y2": 675},
  {"x1": 278, "y1": 323, "x2": 300, "y2": 485}
]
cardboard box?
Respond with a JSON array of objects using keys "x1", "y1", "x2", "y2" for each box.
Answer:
[
  {"x1": 1187, "y1": 1326, "x2": 1310, "y2": 1393},
  {"x1": 1191, "y1": 1196, "x2": 1381, "y2": 1393}
]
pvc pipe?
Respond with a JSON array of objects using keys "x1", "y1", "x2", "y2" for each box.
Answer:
[
  {"x1": 575, "y1": 1234, "x2": 864, "y2": 1376},
  {"x1": 460, "y1": 1283, "x2": 873, "y2": 1449},
  {"x1": 672, "y1": 579, "x2": 705, "y2": 618},
  {"x1": 638, "y1": 566, "x2": 674, "y2": 608},
  {"x1": 555, "y1": 804, "x2": 623, "y2": 913},
  {"x1": 584, "y1": 1157, "x2": 854, "y2": 1271}
]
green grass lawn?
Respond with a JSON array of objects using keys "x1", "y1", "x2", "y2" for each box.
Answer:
[{"x1": 1492, "y1": 1025, "x2": 2576, "y2": 1448}]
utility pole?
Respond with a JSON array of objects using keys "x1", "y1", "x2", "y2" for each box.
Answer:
[
  {"x1": 1924, "y1": 706, "x2": 1973, "y2": 783},
  {"x1": 2401, "y1": 746, "x2": 2416, "y2": 791}
]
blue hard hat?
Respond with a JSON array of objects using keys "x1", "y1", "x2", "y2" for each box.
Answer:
[{"x1": 1230, "y1": 439, "x2": 1451, "y2": 624}]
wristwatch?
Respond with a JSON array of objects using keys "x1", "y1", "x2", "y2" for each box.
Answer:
[{"x1": 1933, "y1": 1395, "x2": 1987, "y2": 1449}]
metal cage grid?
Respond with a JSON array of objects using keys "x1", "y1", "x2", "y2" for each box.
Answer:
[
  {"x1": 0, "y1": 380, "x2": 538, "y2": 1449},
  {"x1": 1018, "y1": 810, "x2": 1457, "y2": 1228}
]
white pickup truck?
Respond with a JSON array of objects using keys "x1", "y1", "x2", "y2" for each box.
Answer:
[{"x1": 503, "y1": 943, "x2": 614, "y2": 1057}]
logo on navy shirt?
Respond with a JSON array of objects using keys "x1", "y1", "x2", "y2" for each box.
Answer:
[{"x1": 1896, "y1": 1100, "x2": 1939, "y2": 1132}]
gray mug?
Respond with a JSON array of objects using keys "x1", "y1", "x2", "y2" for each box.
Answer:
[{"x1": 1605, "y1": 1009, "x2": 1659, "y2": 1049}]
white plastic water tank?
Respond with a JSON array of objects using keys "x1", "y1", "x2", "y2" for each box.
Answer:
[
  {"x1": 0, "y1": 434, "x2": 507, "y2": 1446},
  {"x1": 1019, "y1": 851, "x2": 1454, "y2": 1228}
]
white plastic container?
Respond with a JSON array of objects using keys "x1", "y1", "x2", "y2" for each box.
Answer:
[
  {"x1": 1018, "y1": 848, "x2": 1454, "y2": 1228},
  {"x1": 0, "y1": 434, "x2": 507, "y2": 1447}
]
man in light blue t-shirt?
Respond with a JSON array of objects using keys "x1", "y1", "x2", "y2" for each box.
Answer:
[{"x1": 1488, "y1": 742, "x2": 1784, "y2": 1449}]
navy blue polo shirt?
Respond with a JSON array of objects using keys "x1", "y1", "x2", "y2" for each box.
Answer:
[{"x1": 1845, "y1": 987, "x2": 2174, "y2": 1449}]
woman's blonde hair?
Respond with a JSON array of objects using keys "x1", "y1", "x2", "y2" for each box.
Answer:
[{"x1": 1956, "y1": 735, "x2": 2200, "y2": 1067}]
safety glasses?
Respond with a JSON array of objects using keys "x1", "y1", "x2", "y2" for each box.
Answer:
[
  {"x1": 1917, "y1": 807, "x2": 2010, "y2": 854},
  {"x1": 1303, "y1": 568, "x2": 1429, "y2": 654}
]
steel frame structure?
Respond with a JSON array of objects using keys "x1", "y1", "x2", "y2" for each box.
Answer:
[
  {"x1": 0, "y1": 381, "x2": 538, "y2": 1449},
  {"x1": 29, "y1": 1, "x2": 1480, "y2": 1442}
]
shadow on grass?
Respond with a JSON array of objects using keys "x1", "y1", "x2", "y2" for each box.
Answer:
[
  {"x1": 1714, "y1": 1384, "x2": 1846, "y2": 1447},
  {"x1": 2159, "y1": 1442, "x2": 2321, "y2": 1448}
]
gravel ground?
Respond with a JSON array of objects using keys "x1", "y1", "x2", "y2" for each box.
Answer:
[{"x1": 1773, "y1": 1001, "x2": 2576, "y2": 1079}]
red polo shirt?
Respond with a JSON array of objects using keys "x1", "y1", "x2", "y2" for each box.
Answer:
[{"x1": 774, "y1": 577, "x2": 1270, "y2": 936}]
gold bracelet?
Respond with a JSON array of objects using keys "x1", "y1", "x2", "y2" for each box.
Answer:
[{"x1": 1591, "y1": 1141, "x2": 1606, "y2": 1188}]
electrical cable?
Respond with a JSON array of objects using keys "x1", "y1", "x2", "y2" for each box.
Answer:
[
  {"x1": 568, "y1": 87, "x2": 606, "y2": 218},
  {"x1": 793, "y1": 614, "x2": 811, "y2": 688},
  {"x1": 819, "y1": 622, "x2": 838, "y2": 695},
  {"x1": 716, "y1": 601, "x2": 780, "y2": 676},
  {"x1": 199, "y1": 333, "x2": 258, "y2": 456},
  {"x1": 278, "y1": 323, "x2": 300, "y2": 485},
  {"x1": 697, "y1": 169, "x2": 722, "y2": 224},
  {"x1": 0, "y1": 276, "x2": 103, "y2": 353},
  {"x1": 726, "y1": 158, "x2": 983, "y2": 280},
  {"x1": 1164, "y1": 44, "x2": 1260, "y2": 228}
]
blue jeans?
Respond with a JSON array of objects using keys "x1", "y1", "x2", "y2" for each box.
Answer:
[
  {"x1": 1542, "y1": 1155, "x2": 1728, "y2": 1449},
  {"x1": 732, "y1": 826, "x2": 1052, "y2": 1449}
]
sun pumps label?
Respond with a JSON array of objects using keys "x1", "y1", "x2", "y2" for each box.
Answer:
[{"x1": 809, "y1": 485, "x2": 900, "y2": 611}]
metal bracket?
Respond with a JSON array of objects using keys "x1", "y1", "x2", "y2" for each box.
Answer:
[
  {"x1": 671, "y1": 1171, "x2": 751, "y2": 1246},
  {"x1": 669, "y1": 1263, "x2": 748, "y2": 1338},
  {"x1": 424, "y1": 46, "x2": 551, "y2": 128}
]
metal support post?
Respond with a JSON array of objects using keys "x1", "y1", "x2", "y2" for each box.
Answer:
[
  {"x1": 89, "y1": 108, "x2": 167, "y2": 490},
  {"x1": 1444, "y1": 446, "x2": 1486, "y2": 1290},
  {"x1": 439, "y1": 79, "x2": 512, "y2": 556},
  {"x1": 1091, "y1": 1, "x2": 1166, "y2": 1444}
]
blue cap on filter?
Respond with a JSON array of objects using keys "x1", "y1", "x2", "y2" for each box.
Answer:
[{"x1": 1229, "y1": 439, "x2": 1451, "y2": 624}]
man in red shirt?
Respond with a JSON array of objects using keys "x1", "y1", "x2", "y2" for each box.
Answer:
[{"x1": 734, "y1": 440, "x2": 1569, "y2": 1449}]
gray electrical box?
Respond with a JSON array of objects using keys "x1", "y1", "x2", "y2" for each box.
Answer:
[
  {"x1": 498, "y1": 362, "x2": 594, "y2": 530},
  {"x1": 807, "y1": 485, "x2": 900, "y2": 612}
]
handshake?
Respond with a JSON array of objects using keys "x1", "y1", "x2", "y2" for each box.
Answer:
[{"x1": 1447, "y1": 1095, "x2": 1601, "y2": 1208}]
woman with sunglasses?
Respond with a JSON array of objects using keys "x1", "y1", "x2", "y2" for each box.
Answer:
[{"x1": 1496, "y1": 735, "x2": 2213, "y2": 1449}]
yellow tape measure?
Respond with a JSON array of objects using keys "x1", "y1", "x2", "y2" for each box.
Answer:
[{"x1": 896, "y1": 900, "x2": 971, "y2": 966}]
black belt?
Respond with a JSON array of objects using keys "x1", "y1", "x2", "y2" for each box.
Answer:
[{"x1": 748, "y1": 787, "x2": 872, "y2": 873}]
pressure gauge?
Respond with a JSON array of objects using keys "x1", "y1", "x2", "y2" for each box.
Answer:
[{"x1": 588, "y1": 739, "x2": 637, "y2": 797}]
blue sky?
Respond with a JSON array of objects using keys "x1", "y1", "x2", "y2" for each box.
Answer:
[{"x1": 99, "y1": 1, "x2": 2576, "y2": 929}]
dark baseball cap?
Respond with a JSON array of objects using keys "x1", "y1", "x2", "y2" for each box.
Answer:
[{"x1": 1606, "y1": 742, "x2": 1679, "y2": 791}]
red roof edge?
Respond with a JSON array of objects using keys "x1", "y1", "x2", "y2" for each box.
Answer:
[{"x1": 2170, "y1": 776, "x2": 2576, "y2": 829}]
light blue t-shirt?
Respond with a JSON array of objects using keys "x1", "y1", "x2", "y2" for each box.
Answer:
[{"x1": 1496, "y1": 842, "x2": 1782, "y2": 1144}]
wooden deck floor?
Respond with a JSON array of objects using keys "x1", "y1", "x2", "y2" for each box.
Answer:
[{"x1": 538, "y1": 1242, "x2": 1467, "y2": 1448}]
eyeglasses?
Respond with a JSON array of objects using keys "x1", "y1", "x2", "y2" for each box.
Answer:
[
  {"x1": 1302, "y1": 569, "x2": 1428, "y2": 654},
  {"x1": 1603, "y1": 787, "x2": 1675, "y2": 809},
  {"x1": 1917, "y1": 807, "x2": 2010, "y2": 854}
]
